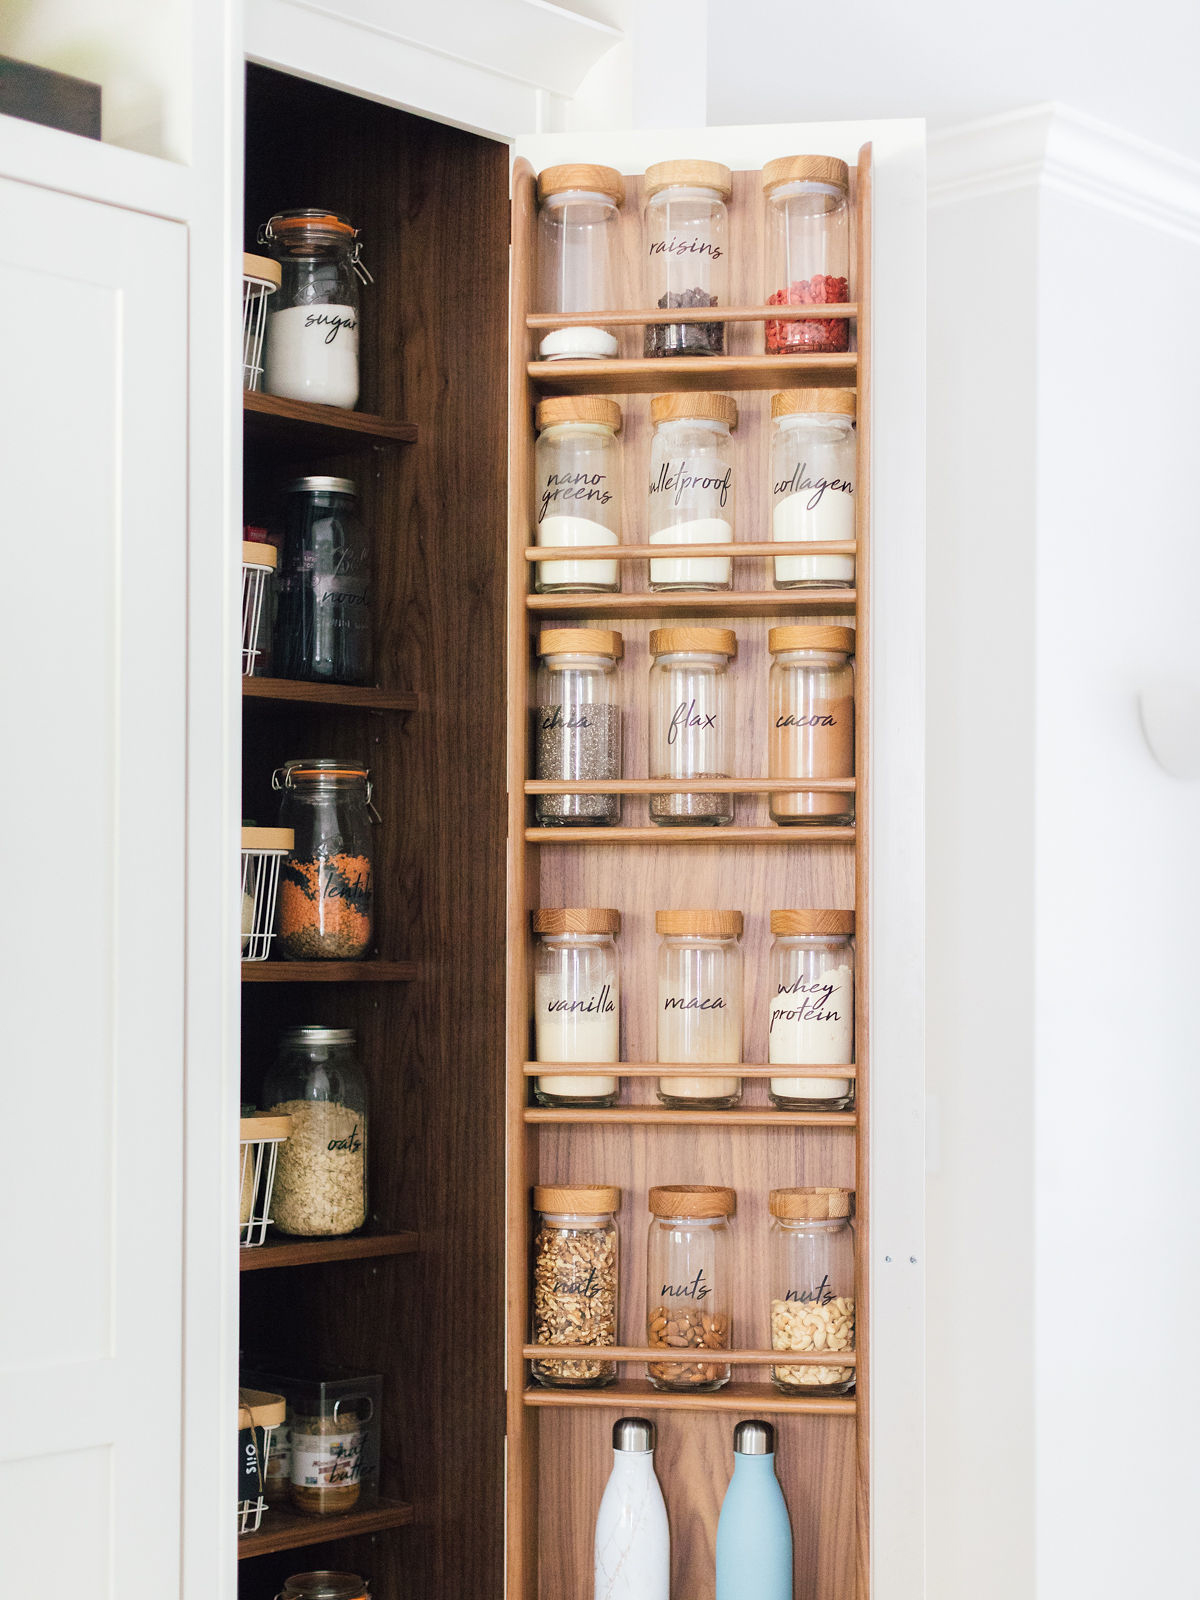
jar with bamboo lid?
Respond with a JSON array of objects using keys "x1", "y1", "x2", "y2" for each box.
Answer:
[
  {"x1": 649, "y1": 627, "x2": 736, "y2": 826},
  {"x1": 768, "y1": 1188, "x2": 856, "y2": 1395},
  {"x1": 534, "y1": 396, "x2": 623, "y2": 593},
  {"x1": 769, "y1": 389, "x2": 857, "y2": 588},
  {"x1": 531, "y1": 1184, "x2": 621, "y2": 1388},
  {"x1": 762, "y1": 155, "x2": 851, "y2": 354},
  {"x1": 532, "y1": 909, "x2": 621, "y2": 1107},
  {"x1": 656, "y1": 909, "x2": 743, "y2": 1108},
  {"x1": 768, "y1": 910, "x2": 855, "y2": 1109},
  {"x1": 534, "y1": 629, "x2": 624, "y2": 828},
  {"x1": 643, "y1": 160, "x2": 732, "y2": 358},
  {"x1": 646, "y1": 1185, "x2": 736, "y2": 1390},
  {"x1": 536, "y1": 164, "x2": 624, "y2": 361},
  {"x1": 647, "y1": 392, "x2": 737, "y2": 590},
  {"x1": 767, "y1": 626, "x2": 855, "y2": 826}
]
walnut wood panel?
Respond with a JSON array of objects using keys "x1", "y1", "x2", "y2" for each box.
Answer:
[
  {"x1": 240, "y1": 961, "x2": 418, "y2": 983},
  {"x1": 236, "y1": 1496, "x2": 414, "y2": 1559},
  {"x1": 239, "y1": 1231, "x2": 418, "y2": 1271},
  {"x1": 242, "y1": 677, "x2": 418, "y2": 711},
  {"x1": 243, "y1": 387, "x2": 418, "y2": 448},
  {"x1": 524, "y1": 1382, "x2": 854, "y2": 1415}
]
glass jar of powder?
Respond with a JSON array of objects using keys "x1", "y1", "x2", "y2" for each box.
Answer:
[
  {"x1": 533, "y1": 396, "x2": 623, "y2": 594},
  {"x1": 260, "y1": 209, "x2": 367, "y2": 409},
  {"x1": 647, "y1": 392, "x2": 737, "y2": 590},
  {"x1": 534, "y1": 629, "x2": 623, "y2": 827},
  {"x1": 768, "y1": 910, "x2": 854, "y2": 1110},
  {"x1": 531, "y1": 1184, "x2": 620, "y2": 1388},
  {"x1": 770, "y1": 389, "x2": 857, "y2": 588},
  {"x1": 656, "y1": 909, "x2": 743, "y2": 1108},
  {"x1": 643, "y1": 160, "x2": 731, "y2": 358},
  {"x1": 532, "y1": 908, "x2": 621, "y2": 1107},
  {"x1": 649, "y1": 627, "x2": 736, "y2": 827},
  {"x1": 768, "y1": 626, "x2": 855, "y2": 826}
]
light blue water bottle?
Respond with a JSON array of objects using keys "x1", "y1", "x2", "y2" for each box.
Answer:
[{"x1": 715, "y1": 1419, "x2": 793, "y2": 1600}]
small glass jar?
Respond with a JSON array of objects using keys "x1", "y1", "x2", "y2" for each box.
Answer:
[
  {"x1": 533, "y1": 397, "x2": 623, "y2": 593},
  {"x1": 768, "y1": 626, "x2": 855, "y2": 826},
  {"x1": 534, "y1": 628, "x2": 623, "y2": 827},
  {"x1": 769, "y1": 1188, "x2": 856, "y2": 1395},
  {"x1": 279, "y1": 1578, "x2": 370, "y2": 1600},
  {"x1": 536, "y1": 164, "x2": 624, "y2": 361},
  {"x1": 276, "y1": 477, "x2": 372, "y2": 685},
  {"x1": 655, "y1": 910, "x2": 743, "y2": 1108},
  {"x1": 647, "y1": 393, "x2": 737, "y2": 590},
  {"x1": 649, "y1": 627, "x2": 736, "y2": 826},
  {"x1": 275, "y1": 759, "x2": 375, "y2": 959},
  {"x1": 646, "y1": 1185, "x2": 735, "y2": 1390},
  {"x1": 770, "y1": 389, "x2": 857, "y2": 588},
  {"x1": 260, "y1": 209, "x2": 367, "y2": 408},
  {"x1": 762, "y1": 156, "x2": 850, "y2": 355},
  {"x1": 264, "y1": 1027, "x2": 368, "y2": 1238},
  {"x1": 532, "y1": 908, "x2": 621, "y2": 1107},
  {"x1": 768, "y1": 910, "x2": 855, "y2": 1110},
  {"x1": 643, "y1": 160, "x2": 731, "y2": 358},
  {"x1": 531, "y1": 1184, "x2": 621, "y2": 1388}
]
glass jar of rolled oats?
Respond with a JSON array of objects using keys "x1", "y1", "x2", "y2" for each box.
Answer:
[{"x1": 531, "y1": 1185, "x2": 620, "y2": 1389}]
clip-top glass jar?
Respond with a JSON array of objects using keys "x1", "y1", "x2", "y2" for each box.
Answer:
[
  {"x1": 649, "y1": 627, "x2": 736, "y2": 826},
  {"x1": 647, "y1": 392, "x2": 737, "y2": 590},
  {"x1": 768, "y1": 910, "x2": 855, "y2": 1110},
  {"x1": 656, "y1": 909, "x2": 743, "y2": 1108},
  {"x1": 769, "y1": 1188, "x2": 856, "y2": 1395},
  {"x1": 264, "y1": 1027, "x2": 368, "y2": 1238},
  {"x1": 762, "y1": 156, "x2": 850, "y2": 354},
  {"x1": 534, "y1": 628, "x2": 624, "y2": 827},
  {"x1": 278, "y1": 1574, "x2": 370, "y2": 1600},
  {"x1": 643, "y1": 160, "x2": 731, "y2": 358},
  {"x1": 276, "y1": 477, "x2": 373, "y2": 685},
  {"x1": 532, "y1": 908, "x2": 621, "y2": 1107},
  {"x1": 275, "y1": 758, "x2": 375, "y2": 959},
  {"x1": 536, "y1": 165, "x2": 624, "y2": 361},
  {"x1": 533, "y1": 397, "x2": 623, "y2": 593},
  {"x1": 531, "y1": 1184, "x2": 620, "y2": 1389},
  {"x1": 770, "y1": 389, "x2": 857, "y2": 588},
  {"x1": 646, "y1": 1185, "x2": 735, "y2": 1391},
  {"x1": 768, "y1": 626, "x2": 855, "y2": 826},
  {"x1": 260, "y1": 209, "x2": 369, "y2": 408}
]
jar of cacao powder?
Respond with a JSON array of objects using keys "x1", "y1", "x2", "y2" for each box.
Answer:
[
  {"x1": 534, "y1": 629, "x2": 623, "y2": 827},
  {"x1": 762, "y1": 155, "x2": 851, "y2": 354},
  {"x1": 767, "y1": 627, "x2": 855, "y2": 825},
  {"x1": 531, "y1": 1184, "x2": 620, "y2": 1388},
  {"x1": 643, "y1": 160, "x2": 731, "y2": 358}
]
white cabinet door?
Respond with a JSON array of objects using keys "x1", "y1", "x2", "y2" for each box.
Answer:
[{"x1": 0, "y1": 175, "x2": 187, "y2": 1600}]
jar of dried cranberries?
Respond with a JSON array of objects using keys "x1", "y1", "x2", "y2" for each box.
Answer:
[{"x1": 762, "y1": 155, "x2": 850, "y2": 354}]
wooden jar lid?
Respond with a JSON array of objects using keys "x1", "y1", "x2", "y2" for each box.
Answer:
[
  {"x1": 650, "y1": 391, "x2": 738, "y2": 429},
  {"x1": 239, "y1": 1113, "x2": 292, "y2": 1142},
  {"x1": 770, "y1": 1187, "x2": 853, "y2": 1220},
  {"x1": 538, "y1": 163, "x2": 625, "y2": 206},
  {"x1": 770, "y1": 909, "x2": 855, "y2": 936},
  {"x1": 534, "y1": 1184, "x2": 621, "y2": 1213},
  {"x1": 535, "y1": 396, "x2": 622, "y2": 432},
  {"x1": 532, "y1": 908, "x2": 621, "y2": 935},
  {"x1": 649, "y1": 1184, "x2": 736, "y2": 1218},
  {"x1": 242, "y1": 541, "x2": 278, "y2": 569},
  {"x1": 655, "y1": 909, "x2": 743, "y2": 937},
  {"x1": 241, "y1": 826, "x2": 294, "y2": 851},
  {"x1": 762, "y1": 154, "x2": 850, "y2": 193},
  {"x1": 644, "y1": 159, "x2": 733, "y2": 200},
  {"x1": 649, "y1": 627, "x2": 737, "y2": 659},
  {"x1": 771, "y1": 388, "x2": 856, "y2": 420},
  {"x1": 768, "y1": 625, "x2": 855, "y2": 655},
  {"x1": 238, "y1": 1387, "x2": 287, "y2": 1429},
  {"x1": 537, "y1": 628, "x2": 624, "y2": 661},
  {"x1": 242, "y1": 252, "x2": 282, "y2": 288}
]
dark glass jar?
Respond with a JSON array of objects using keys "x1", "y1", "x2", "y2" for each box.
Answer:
[
  {"x1": 274, "y1": 759, "x2": 375, "y2": 960},
  {"x1": 260, "y1": 208, "x2": 366, "y2": 409},
  {"x1": 275, "y1": 477, "x2": 373, "y2": 686}
]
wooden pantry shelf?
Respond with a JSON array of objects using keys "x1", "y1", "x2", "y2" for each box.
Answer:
[
  {"x1": 526, "y1": 778, "x2": 855, "y2": 796},
  {"x1": 526, "y1": 589, "x2": 857, "y2": 619},
  {"x1": 524, "y1": 1106, "x2": 856, "y2": 1127},
  {"x1": 524, "y1": 825, "x2": 854, "y2": 845},
  {"x1": 239, "y1": 1231, "x2": 418, "y2": 1271},
  {"x1": 525, "y1": 540, "x2": 855, "y2": 563},
  {"x1": 521, "y1": 1062, "x2": 856, "y2": 1079},
  {"x1": 237, "y1": 1496, "x2": 414, "y2": 1559},
  {"x1": 523, "y1": 1381, "x2": 856, "y2": 1416},
  {"x1": 243, "y1": 388, "x2": 417, "y2": 450},
  {"x1": 527, "y1": 352, "x2": 857, "y2": 396},
  {"x1": 241, "y1": 960, "x2": 418, "y2": 983},
  {"x1": 242, "y1": 677, "x2": 418, "y2": 711},
  {"x1": 521, "y1": 1345, "x2": 856, "y2": 1368},
  {"x1": 526, "y1": 304, "x2": 858, "y2": 328}
]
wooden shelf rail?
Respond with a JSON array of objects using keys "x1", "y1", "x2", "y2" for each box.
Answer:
[
  {"x1": 526, "y1": 589, "x2": 857, "y2": 618},
  {"x1": 243, "y1": 388, "x2": 417, "y2": 447},
  {"x1": 237, "y1": 1497, "x2": 414, "y2": 1560},
  {"x1": 525, "y1": 824, "x2": 854, "y2": 845},
  {"x1": 521, "y1": 1345, "x2": 856, "y2": 1367},
  {"x1": 521, "y1": 1061, "x2": 856, "y2": 1079},
  {"x1": 528, "y1": 352, "x2": 857, "y2": 396},
  {"x1": 524, "y1": 1106, "x2": 856, "y2": 1128},
  {"x1": 522, "y1": 1381, "x2": 856, "y2": 1416},
  {"x1": 526, "y1": 777, "x2": 854, "y2": 796},
  {"x1": 527, "y1": 304, "x2": 858, "y2": 328},
  {"x1": 242, "y1": 960, "x2": 418, "y2": 983},
  {"x1": 243, "y1": 677, "x2": 418, "y2": 711},
  {"x1": 525, "y1": 541, "x2": 855, "y2": 563}
]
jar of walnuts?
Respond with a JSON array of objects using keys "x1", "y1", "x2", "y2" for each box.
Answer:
[{"x1": 531, "y1": 1185, "x2": 620, "y2": 1388}]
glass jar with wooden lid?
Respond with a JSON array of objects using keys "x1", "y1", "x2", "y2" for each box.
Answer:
[
  {"x1": 649, "y1": 627, "x2": 736, "y2": 826},
  {"x1": 762, "y1": 155, "x2": 851, "y2": 354},
  {"x1": 769, "y1": 389, "x2": 857, "y2": 588},
  {"x1": 532, "y1": 908, "x2": 621, "y2": 1107},
  {"x1": 656, "y1": 909, "x2": 743, "y2": 1108},
  {"x1": 768, "y1": 910, "x2": 855, "y2": 1109},
  {"x1": 768, "y1": 1188, "x2": 856, "y2": 1395},
  {"x1": 643, "y1": 160, "x2": 732, "y2": 358},
  {"x1": 767, "y1": 626, "x2": 855, "y2": 825},
  {"x1": 533, "y1": 396, "x2": 623, "y2": 593},
  {"x1": 646, "y1": 1185, "x2": 736, "y2": 1391},
  {"x1": 536, "y1": 164, "x2": 624, "y2": 361},
  {"x1": 534, "y1": 629, "x2": 624, "y2": 827},
  {"x1": 531, "y1": 1184, "x2": 621, "y2": 1388},
  {"x1": 647, "y1": 392, "x2": 737, "y2": 590}
]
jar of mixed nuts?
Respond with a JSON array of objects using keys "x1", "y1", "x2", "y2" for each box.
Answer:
[
  {"x1": 534, "y1": 629, "x2": 624, "y2": 827},
  {"x1": 646, "y1": 1184, "x2": 735, "y2": 1391},
  {"x1": 531, "y1": 1184, "x2": 620, "y2": 1388},
  {"x1": 648, "y1": 627, "x2": 736, "y2": 826},
  {"x1": 643, "y1": 160, "x2": 732, "y2": 358},
  {"x1": 264, "y1": 1027, "x2": 367, "y2": 1237},
  {"x1": 768, "y1": 626, "x2": 855, "y2": 826},
  {"x1": 532, "y1": 908, "x2": 621, "y2": 1107},
  {"x1": 768, "y1": 1187, "x2": 855, "y2": 1395}
]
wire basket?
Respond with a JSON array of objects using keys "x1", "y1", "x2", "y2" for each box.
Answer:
[
  {"x1": 242, "y1": 252, "x2": 280, "y2": 391},
  {"x1": 238, "y1": 1388, "x2": 287, "y2": 1534},
  {"x1": 241, "y1": 826, "x2": 293, "y2": 961},
  {"x1": 242, "y1": 541, "x2": 277, "y2": 677},
  {"x1": 240, "y1": 1112, "x2": 291, "y2": 1246}
]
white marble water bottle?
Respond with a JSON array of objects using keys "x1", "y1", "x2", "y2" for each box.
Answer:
[{"x1": 594, "y1": 1416, "x2": 670, "y2": 1600}]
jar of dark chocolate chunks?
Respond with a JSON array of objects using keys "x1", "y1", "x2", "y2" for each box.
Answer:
[
  {"x1": 534, "y1": 629, "x2": 624, "y2": 827},
  {"x1": 643, "y1": 161, "x2": 731, "y2": 358}
]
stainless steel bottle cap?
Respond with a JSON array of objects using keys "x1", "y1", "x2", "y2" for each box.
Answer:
[
  {"x1": 282, "y1": 1026, "x2": 357, "y2": 1046},
  {"x1": 733, "y1": 1419, "x2": 775, "y2": 1455},
  {"x1": 613, "y1": 1417, "x2": 655, "y2": 1453}
]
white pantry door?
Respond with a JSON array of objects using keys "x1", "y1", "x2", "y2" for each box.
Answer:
[{"x1": 0, "y1": 176, "x2": 188, "y2": 1597}]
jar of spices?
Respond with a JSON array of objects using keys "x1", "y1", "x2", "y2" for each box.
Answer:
[
  {"x1": 279, "y1": 1577, "x2": 370, "y2": 1600},
  {"x1": 649, "y1": 627, "x2": 736, "y2": 826},
  {"x1": 769, "y1": 1188, "x2": 856, "y2": 1395},
  {"x1": 260, "y1": 209, "x2": 369, "y2": 409},
  {"x1": 536, "y1": 165, "x2": 624, "y2": 362},
  {"x1": 275, "y1": 759, "x2": 375, "y2": 958},
  {"x1": 646, "y1": 1185, "x2": 735, "y2": 1391},
  {"x1": 768, "y1": 910, "x2": 854, "y2": 1110},
  {"x1": 768, "y1": 627, "x2": 855, "y2": 826},
  {"x1": 532, "y1": 909, "x2": 621, "y2": 1107},
  {"x1": 533, "y1": 398, "x2": 623, "y2": 593},
  {"x1": 643, "y1": 160, "x2": 731, "y2": 359},
  {"x1": 275, "y1": 478, "x2": 372, "y2": 686},
  {"x1": 264, "y1": 1027, "x2": 368, "y2": 1237},
  {"x1": 531, "y1": 1184, "x2": 620, "y2": 1388},
  {"x1": 647, "y1": 393, "x2": 737, "y2": 590},
  {"x1": 762, "y1": 156, "x2": 851, "y2": 354},
  {"x1": 770, "y1": 389, "x2": 857, "y2": 588},
  {"x1": 656, "y1": 910, "x2": 743, "y2": 1108},
  {"x1": 535, "y1": 629, "x2": 623, "y2": 827}
]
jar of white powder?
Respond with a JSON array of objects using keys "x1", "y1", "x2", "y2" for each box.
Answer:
[
  {"x1": 769, "y1": 389, "x2": 856, "y2": 588},
  {"x1": 533, "y1": 397, "x2": 623, "y2": 593},
  {"x1": 767, "y1": 909, "x2": 854, "y2": 1109},
  {"x1": 647, "y1": 392, "x2": 737, "y2": 591},
  {"x1": 532, "y1": 908, "x2": 621, "y2": 1107},
  {"x1": 259, "y1": 209, "x2": 369, "y2": 411}
]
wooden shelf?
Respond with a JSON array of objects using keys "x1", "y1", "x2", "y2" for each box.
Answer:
[
  {"x1": 526, "y1": 305, "x2": 858, "y2": 329},
  {"x1": 243, "y1": 388, "x2": 417, "y2": 450},
  {"x1": 237, "y1": 1496, "x2": 414, "y2": 1559},
  {"x1": 527, "y1": 353, "x2": 857, "y2": 395},
  {"x1": 526, "y1": 778, "x2": 855, "y2": 796},
  {"x1": 526, "y1": 589, "x2": 856, "y2": 618},
  {"x1": 240, "y1": 1231, "x2": 418, "y2": 1271},
  {"x1": 242, "y1": 677, "x2": 418, "y2": 711},
  {"x1": 522, "y1": 1061, "x2": 856, "y2": 1080},
  {"x1": 241, "y1": 960, "x2": 418, "y2": 983},
  {"x1": 524, "y1": 825, "x2": 854, "y2": 845},
  {"x1": 522, "y1": 1345, "x2": 856, "y2": 1368},
  {"x1": 525, "y1": 540, "x2": 855, "y2": 564},
  {"x1": 524, "y1": 1106, "x2": 856, "y2": 1127},
  {"x1": 523, "y1": 1381, "x2": 855, "y2": 1416}
]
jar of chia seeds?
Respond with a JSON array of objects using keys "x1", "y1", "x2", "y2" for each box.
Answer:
[
  {"x1": 643, "y1": 160, "x2": 731, "y2": 358},
  {"x1": 534, "y1": 629, "x2": 624, "y2": 827},
  {"x1": 274, "y1": 759, "x2": 375, "y2": 958},
  {"x1": 762, "y1": 155, "x2": 851, "y2": 354}
]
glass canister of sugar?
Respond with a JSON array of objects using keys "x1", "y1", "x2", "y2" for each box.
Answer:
[
  {"x1": 536, "y1": 164, "x2": 624, "y2": 361},
  {"x1": 656, "y1": 909, "x2": 743, "y2": 1109},
  {"x1": 259, "y1": 209, "x2": 369, "y2": 410},
  {"x1": 768, "y1": 626, "x2": 855, "y2": 826},
  {"x1": 767, "y1": 910, "x2": 854, "y2": 1110},
  {"x1": 534, "y1": 629, "x2": 623, "y2": 827},
  {"x1": 770, "y1": 389, "x2": 857, "y2": 588},
  {"x1": 533, "y1": 397, "x2": 623, "y2": 593},
  {"x1": 532, "y1": 908, "x2": 621, "y2": 1107},
  {"x1": 647, "y1": 392, "x2": 737, "y2": 591}
]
